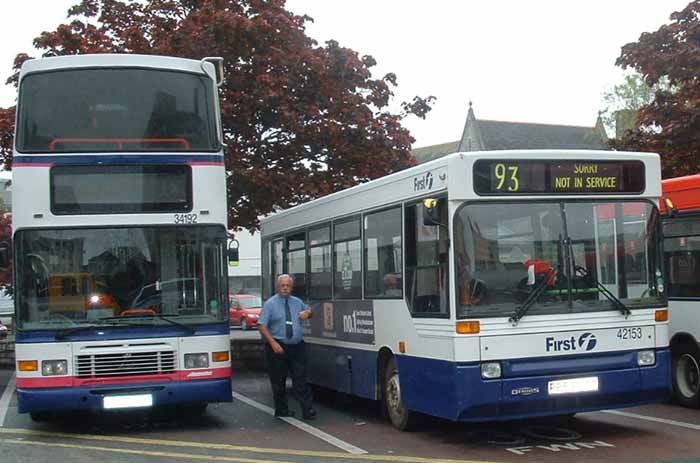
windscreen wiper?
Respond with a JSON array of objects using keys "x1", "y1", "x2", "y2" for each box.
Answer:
[
  {"x1": 55, "y1": 321, "x2": 130, "y2": 340},
  {"x1": 98, "y1": 314, "x2": 196, "y2": 335},
  {"x1": 574, "y1": 265, "x2": 631, "y2": 318},
  {"x1": 509, "y1": 269, "x2": 556, "y2": 325}
]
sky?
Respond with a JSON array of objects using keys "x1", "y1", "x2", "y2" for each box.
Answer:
[{"x1": 0, "y1": 0, "x2": 692, "y2": 149}]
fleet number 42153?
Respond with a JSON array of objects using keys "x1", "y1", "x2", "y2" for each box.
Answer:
[{"x1": 617, "y1": 327, "x2": 642, "y2": 339}]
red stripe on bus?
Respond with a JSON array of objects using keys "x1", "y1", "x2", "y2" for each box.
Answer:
[
  {"x1": 13, "y1": 163, "x2": 54, "y2": 167},
  {"x1": 16, "y1": 367, "x2": 231, "y2": 389}
]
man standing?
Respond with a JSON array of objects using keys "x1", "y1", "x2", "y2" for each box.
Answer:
[{"x1": 259, "y1": 274, "x2": 316, "y2": 419}]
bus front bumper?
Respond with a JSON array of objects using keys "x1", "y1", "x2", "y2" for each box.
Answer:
[
  {"x1": 456, "y1": 348, "x2": 671, "y2": 422},
  {"x1": 17, "y1": 378, "x2": 232, "y2": 414}
]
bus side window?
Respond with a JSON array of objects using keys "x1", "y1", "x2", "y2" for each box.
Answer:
[
  {"x1": 286, "y1": 233, "x2": 307, "y2": 299},
  {"x1": 364, "y1": 207, "x2": 402, "y2": 299},
  {"x1": 405, "y1": 201, "x2": 449, "y2": 316},
  {"x1": 262, "y1": 240, "x2": 272, "y2": 299},
  {"x1": 334, "y1": 218, "x2": 362, "y2": 300},
  {"x1": 308, "y1": 225, "x2": 332, "y2": 300},
  {"x1": 665, "y1": 232, "x2": 700, "y2": 298}
]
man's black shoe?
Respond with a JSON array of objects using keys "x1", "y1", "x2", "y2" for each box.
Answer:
[
  {"x1": 274, "y1": 410, "x2": 295, "y2": 418},
  {"x1": 302, "y1": 409, "x2": 317, "y2": 420}
]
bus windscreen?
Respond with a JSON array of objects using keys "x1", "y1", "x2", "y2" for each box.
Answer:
[
  {"x1": 51, "y1": 165, "x2": 191, "y2": 214},
  {"x1": 16, "y1": 68, "x2": 218, "y2": 152}
]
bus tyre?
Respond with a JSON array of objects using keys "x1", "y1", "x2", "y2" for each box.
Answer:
[
  {"x1": 30, "y1": 412, "x2": 51, "y2": 422},
  {"x1": 672, "y1": 344, "x2": 700, "y2": 408},
  {"x1": 383, "y1": 357, "x2": 416, "y2": 431}
]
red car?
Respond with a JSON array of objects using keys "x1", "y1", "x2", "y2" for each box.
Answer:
[{"x1": 229, "y1": 294, "x2": 263, "y2": 330}]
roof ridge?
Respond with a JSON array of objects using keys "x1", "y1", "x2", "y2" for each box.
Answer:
[
  {"x1": 412, "y1": 140, "x2": 459, "y2": 150},
  {"x1": 478, "y1": 119, "x2": 595, "y2": 129}
]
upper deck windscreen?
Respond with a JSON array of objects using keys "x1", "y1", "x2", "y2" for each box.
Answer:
[{"x1": 16, "y1": 68, "x2": 218, "y2": 153}]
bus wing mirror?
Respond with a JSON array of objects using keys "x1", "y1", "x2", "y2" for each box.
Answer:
[
  {"x1": 423, "y1": 198, "x2": 442, "y2": 226},
  {"x1": 228, "y1": 239, "x2": 240, "y2": 267},
  {"x1": 664, "y1": 197, "x2": 677, "y2": 218},
  {"x1": 201, "y1": 57, "x2": 224, "y2": 87},
  {"x1": 0, "y1": 243, "x2": 10, "y2": 268}
]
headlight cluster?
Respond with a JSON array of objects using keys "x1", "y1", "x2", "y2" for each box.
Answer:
[
  {"x1": 184, "y1": 353, "x2": 209, "y2": 369},
  {"x1": 42, "y1": 360, "x2": 68, "y2": 376},
  {"x1": 481, "y1": 362, "x2": 502, "y2": 379},
  {"x1": 637, "y1": 350, "x2": 656, "y2": 366}
]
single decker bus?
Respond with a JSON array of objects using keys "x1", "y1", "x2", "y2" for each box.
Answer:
[{"x1": 261, "y1": 149, "x2": 670, "y2": 430}]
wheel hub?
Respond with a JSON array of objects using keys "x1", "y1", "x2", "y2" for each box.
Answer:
[
  {"x1": 387, "y1": 375, "x2": 401, "y2": 412},
  {"x1": 677, "y1": 353, "x2": 700, "y2": 399}
]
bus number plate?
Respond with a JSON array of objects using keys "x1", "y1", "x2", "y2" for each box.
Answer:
[
  {"x1": 548, "y1": 377, "x2": 599, "y2": 395},
  {"x1": 174, "y1": 213, "x2": 198, "y2": 224},
  {"x1": 103, "y1": 393, "x2": 153, "y2": 409}
]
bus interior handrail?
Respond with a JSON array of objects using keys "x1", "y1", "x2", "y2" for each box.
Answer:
[{"x1": 49, "y1": 138, "x2": 192, "y2": 151}]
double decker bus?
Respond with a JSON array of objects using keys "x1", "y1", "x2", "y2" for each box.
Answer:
[
  {"x1": 261, "y1": 150, "x2": 670, "y2": 430},
  {"x1": 661, "y1": 174, "x2": 700, "y2": 408},
  {"x1": 10, "y1": 54, "x2": 232, "y2": 419}
]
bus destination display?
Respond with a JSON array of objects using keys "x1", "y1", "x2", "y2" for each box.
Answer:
[{"x1": 473, "y1": 160, "x2": 645, "y2": 195}]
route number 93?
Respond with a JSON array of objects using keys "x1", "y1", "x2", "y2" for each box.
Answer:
[
  {"x1": 174, "y1": 213, "x2": 198, "y2": 224},
  {"x1": 494, "y1": 163, "x2": 520, "y2": 192}
]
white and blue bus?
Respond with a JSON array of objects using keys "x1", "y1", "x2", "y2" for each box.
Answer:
[
  {"x1": 10, "y1": 54, "x2": 232, "y2": 419},
  {"x1": 260, "y1": 150, "x2": 670, "y2": 430}
]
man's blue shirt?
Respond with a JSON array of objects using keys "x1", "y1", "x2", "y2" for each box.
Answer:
[{"x1": 259, "y1": 294, "x2": 307, "y2": 345}]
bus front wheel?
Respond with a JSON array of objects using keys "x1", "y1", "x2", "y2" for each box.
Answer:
[
  {"x1": 673, "y1": 344, "x2": 700, "y2": 408},
  {"x1": 383, "y1": 357, "x2": 416, "y2": 431},
  {"x1": 30, "y1": 412, "x2": 52, "y2": 422}
]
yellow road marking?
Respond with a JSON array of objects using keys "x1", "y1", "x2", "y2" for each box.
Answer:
[
  {"x1": 0, "y1": 427, "x2": 500, "y2": 463},
  {"x1": 0, "y1": 438, "x2": 306, "y2": 463}
]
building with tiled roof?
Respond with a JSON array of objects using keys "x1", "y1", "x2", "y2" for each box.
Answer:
[{"x1": 412, "y1": 103, "x2": 610, "y2": 163}]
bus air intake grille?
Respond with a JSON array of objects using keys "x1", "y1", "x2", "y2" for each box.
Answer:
[{"x1": 75, "y1": 351, "x2": 177, "y2": 378}]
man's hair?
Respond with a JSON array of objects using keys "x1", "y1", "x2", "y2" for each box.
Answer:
[{"x1": 276, "y1": 274, "x2": 294, "y2": 286}]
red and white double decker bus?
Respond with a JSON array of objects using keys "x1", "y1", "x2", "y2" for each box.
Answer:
[
  {"x1": 10, "y1": 54, "x2": 232, "y2": 419},
  {"x1": 661, "y1": 174, "x2": 700, "y2": 407}
]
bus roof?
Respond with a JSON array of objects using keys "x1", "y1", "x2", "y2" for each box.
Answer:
[
  {"x1": 661, "y1": 174, "x2": 700, "y2": 214},
  {"x1": 261, "y1": 149, "x2": 661, "y2": 236},
  {"x1": 19, "y1": 54, "x2": 211, "y2": 79}
]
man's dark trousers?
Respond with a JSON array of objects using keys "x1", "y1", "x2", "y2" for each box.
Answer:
[{"x1": 264, "y1": 341, "x2": 313, "y2": 415}]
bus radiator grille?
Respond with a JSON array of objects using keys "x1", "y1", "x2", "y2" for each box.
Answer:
[{"x1": 75, "y1": 351, "x2": 176, "y2": 378}]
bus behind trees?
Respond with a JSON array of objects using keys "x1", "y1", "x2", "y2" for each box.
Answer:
[
  {"x1": 661, "y1": 174, "x2": 700, "y2": 408},
  {"x1": 261, "y1": 150, "x2": 670, "y2": 430},
  {"x1": 10, "y1": 54, "x2": 232, "y2": 419}
]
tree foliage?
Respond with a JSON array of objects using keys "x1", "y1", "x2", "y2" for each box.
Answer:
[
  {"x1": 0, "y1": 0, "x2": 434, "y2": 229},
  {"x1": 611, "y1": 1, "x2": 700, "y2": 178},
  {"x1": 600, "y1": 72, "x2": 658, "y2": 137}
]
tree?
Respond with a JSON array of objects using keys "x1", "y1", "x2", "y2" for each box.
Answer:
[
  {"x1": 0, "y1": 0, "x2": 434, "y2": 229},
  {"x1": 600, "y1": 72, "x2": 658, "y2": 138},
  {"x1": 611, "y1": 1, "x2": 700, "y2": 178}
]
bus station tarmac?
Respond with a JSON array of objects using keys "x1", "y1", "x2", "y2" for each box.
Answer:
[{"x1": 1, "y1": 366, "x2": 699, "y2": 463}]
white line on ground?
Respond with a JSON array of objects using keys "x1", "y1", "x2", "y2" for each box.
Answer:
[
  {"x1": 0, "y1": 372, "x2": 15, "y2": 427},
  {"x1": 602, "y1": 409, "x2": 700, "y2": 431},
  {"x1": 232, "y1": 391, "x2": 368, "y2": 455}
]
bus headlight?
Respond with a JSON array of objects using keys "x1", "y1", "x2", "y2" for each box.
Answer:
[
  {"x1": 41, "y1": 360, "x2": 68, "y2": 376},
  {"x1": 637, "y1": 350, "x2": 656, "y2": 366},
  {"x1": 481, "y1": 362, "x2": 502, "y2": 379},
  {"x1": 185, "y1": 353, "x2": 209, "y2": 369}
]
